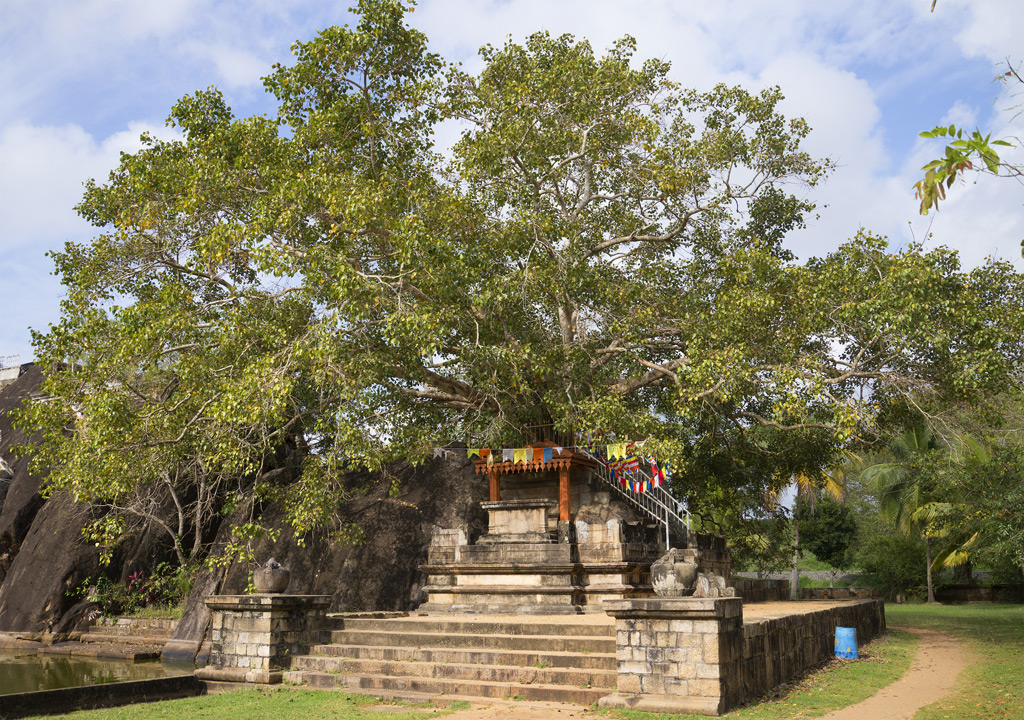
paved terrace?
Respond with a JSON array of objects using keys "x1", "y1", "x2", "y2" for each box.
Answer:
[{"x1": 404, "y1": 598, "x2": 871, "y2": 626}]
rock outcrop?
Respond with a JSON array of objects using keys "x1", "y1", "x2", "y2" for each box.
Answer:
[
  {"x1": 163, "y1": 453, "x2": 488, "y2": 662},
  {"x1": 0, "y1": 364, "x2": 47, "y2": 588},
  {"x1": 0, "y1": 365, "x2": 182, "y2": 632}
]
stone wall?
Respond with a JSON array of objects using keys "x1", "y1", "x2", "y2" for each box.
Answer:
[
  {"x1": 600, "y1": 598, "x2": 886, "y2": 716},
  {"x1": 730, "y1": 577, "x2": 790, "y2": 603},
  {"x1": 689, "y1": 533, "x2": 730, "y2": 579},
  {"x1": 738, "y1": 600, "x2": 885, "y2": 703},
  {"x1": 800, "y1": 587, "x2": 883, "y2": 600}
]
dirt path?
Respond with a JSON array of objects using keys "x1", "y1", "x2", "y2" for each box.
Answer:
[
  {"x1": 817, "y1": 627, "x2": 969, "y2": 720},
  {"x1": 439, "y1": 706, "x2": 587, "y2": 720},
  {"x1": 437, "y1": 627, "x2": 970, "y2": 720}
]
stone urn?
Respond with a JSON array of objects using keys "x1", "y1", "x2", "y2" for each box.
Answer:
[
  {"x1": 650, "y1": 548, "x2": 700, "y2": 597},
  {"x1": 253, "y1": 558, "x2": 291, "y2": 594}
]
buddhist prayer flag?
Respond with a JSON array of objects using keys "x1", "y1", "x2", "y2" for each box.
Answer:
[
  {"x1": 433, "y1": 448, "x2": 443, "y2": 458},
  {"x1": 503, "y1": 448, "x2": 514, "y2": 462},
  {"x1": 542, "y1": 447, "x2": 553, "y2": 463},
  {"x1": 609, "y1": 459, "x2": 626, "y2": 487},
  {"x1": 525, "y1": 447, "x2": 534, "y2": 462},
  {"x1": 622, "y1": 454, "x2": 639, "y2": 474},
  {"x1": 514, "y1": 448, "x2": 526, "y2": 464},
  {"x1": 607, "y1": 443, "x2": 626, "y2": 460},
  {"x1": 650, "y1": 458, "x2": 664, "y2": 487},
  {"x1": 468, "y1": 448, "x2": 480, "y2": 458},
  {"x1": 554, "y1": 446, "x2": 564, "y2": 456}
]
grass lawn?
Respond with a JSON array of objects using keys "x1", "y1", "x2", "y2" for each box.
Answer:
[
  {"x1": 887, "y1": 603, "x2": 1024, "y2": 720},
  {"x1": 18, "y1": 689, "x2": 470, "y2": 720}
]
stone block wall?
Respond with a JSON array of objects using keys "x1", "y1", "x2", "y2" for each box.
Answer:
[
  {"x1": 689, "y1": 533, "x2": 731, "y2": 579},
  {"x1": 600, "y1": 597, "x2": 744, "y2": 715},
  {"x1": 731, "y1": 577, "x2": 790, "y2": 603},
  {"x1": 600, "y1": 597, "x2": 886, "y2": 716},
  {"x1": 197, "y1": 595, "x2": 330, "y2": 684},
  {"x1": 738, "y1": 600, "x2": 885, "y2": 701},
  {"x1": 800, "y1": 587, "x2": 884, "y2": 600}
]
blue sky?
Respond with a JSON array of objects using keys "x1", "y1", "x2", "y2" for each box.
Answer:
[{"x1": 2, "y1": 0, "x2": 1023, "y2": 362}]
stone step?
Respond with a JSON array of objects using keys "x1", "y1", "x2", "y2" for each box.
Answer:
[
  {"x1": 307, "y1": 643, "x2": 616, "y2": 670},
  {"x1": 335, "y1": 617, "x2": 615, "y2": 638},
  {"x1": 79, "y1": 631, "x2": 172, "y2": 646},
  {"x1": 289, "y1": 655, "x2": 617, "y2": 689},
  {"x1": 40, "y1": 642, "x2": 162, "y2": 660},
  {"x1": 326, "y1": 629, "x2": 615, "y2": 654},
  {"x1": 288, "y1": 670, "x2": 612, "y2": 705},
  {"x1": 83, "y1": 626, "x2": 174, "y2": 639}
]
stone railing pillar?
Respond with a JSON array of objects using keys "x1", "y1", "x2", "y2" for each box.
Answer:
[
  {"x1": 196, "y1": 594, "x2": 331, "y2": 684},
  {"x1": 599, "y1": 597, "x2": 744, "y2": 716}
]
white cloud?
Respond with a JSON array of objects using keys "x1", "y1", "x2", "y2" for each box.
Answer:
[
  {"x1": 947, "y1": 0, "x2": 1024, "y2": 64},
  {"x1": 187, "y1": 44, "x2": 270, "y2": 89},
  {"x1": 0, "y1": 121, "x2": 177, "y2": 252}
]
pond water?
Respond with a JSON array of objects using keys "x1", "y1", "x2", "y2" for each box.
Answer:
[{"x1": 0, "y1": 652, "x2": 194, "y2": 695}]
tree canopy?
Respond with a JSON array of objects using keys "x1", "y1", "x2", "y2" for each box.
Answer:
[{"x1": 18, "y1": 0, "x2": 1024, "y2": 542}]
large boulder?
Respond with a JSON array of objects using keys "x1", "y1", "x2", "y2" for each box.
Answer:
[
  {"x1": 164, "y1": 451, "x2": 488, "y2": 663},
  {"x1": 0, "y1": 364, "x2": 47, "y2": 586},
  {"x1": 0, "y1": 364, "x2": 183, "y2": 632},
  {"x1": 0, "y1": 492, "x2": 101, "y2": 632}
]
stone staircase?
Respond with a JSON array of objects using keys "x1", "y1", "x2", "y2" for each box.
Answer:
[{"x1": 283, "y1": 615, "x2": 618, "y2": 705}]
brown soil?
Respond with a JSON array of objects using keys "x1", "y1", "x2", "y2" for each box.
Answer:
[
  {"x1": 441, "y1": 704, "x2": 589, "y2": 720},
  {"x1": 817, "y1": 627, "x2": 969, "y2": 720}
]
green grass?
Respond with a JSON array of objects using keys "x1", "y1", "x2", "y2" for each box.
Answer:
[
  {"x1": 597, "y1": 628, "x2": 918, "y2": 720},
  {"x1": 20, "y1": 688, "x2": 467, "y2": 720},
  {"x1": 796, "y1": 553, "x2": 832, "y2": 572},
  {"x1": 887, "y1": 603, "x2": 1024, "y2": 720},
  {"x1": 121, "y1": 604, "x2": 185, "y2": 620}
]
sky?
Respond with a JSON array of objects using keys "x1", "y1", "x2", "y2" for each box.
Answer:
[{"x1": 2, "y1": 0, "x2": 1023, "y2": 363}]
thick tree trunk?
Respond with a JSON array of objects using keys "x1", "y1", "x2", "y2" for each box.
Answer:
[
  {"x1": 925, "y1": 536, "x2": 936, "y2": 603},
  {"x1": 790, "y1": 514, "x2": 800, "y2": 601}
]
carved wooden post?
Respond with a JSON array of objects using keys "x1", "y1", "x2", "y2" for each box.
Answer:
[
  {"x1": 489, "y1": 466, "x2": 501, "y2": 502},
  {"x1": 558, "y1": 465, "x2": 570, "y2": 522}
]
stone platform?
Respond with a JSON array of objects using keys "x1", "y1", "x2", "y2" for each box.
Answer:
[{"x1": 275, "y1": 599, "x2": 885, "y2": 715}]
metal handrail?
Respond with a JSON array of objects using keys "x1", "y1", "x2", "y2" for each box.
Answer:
[{"x1": 576, "y1": 448, "x2": 690, "y2": 550}]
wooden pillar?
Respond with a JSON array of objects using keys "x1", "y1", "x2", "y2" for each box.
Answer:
[
  {"x1": 558, "y1": 465, "x2": 570, "y2": 522},
  {"x1": 489, "y1": 466, "x2": 501, "y2": 502}
]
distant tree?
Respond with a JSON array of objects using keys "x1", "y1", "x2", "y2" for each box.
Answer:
[
  {"x1": 800, "y1": 494, "x2": 858, "y2": 586},
  {"x1": 856, "y1": 517, "x2": 929, "y2": 600},
  {"x1": 861, "y1": 426, "x2": 942, "y2": 602}
]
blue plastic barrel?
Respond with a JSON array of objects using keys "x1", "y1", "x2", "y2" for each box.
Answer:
[{"x1": 835, "y1": 626, "x2": 858, "y2": 659}]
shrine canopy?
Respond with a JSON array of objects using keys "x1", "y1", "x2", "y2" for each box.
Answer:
[{"x1": 471, "y1": 441, "x2": 599, "y2": 522}]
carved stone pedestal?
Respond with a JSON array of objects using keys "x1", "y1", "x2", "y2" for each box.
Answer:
[
  {"x1": 598, "y1": 597, "x2": 744, "y2": 716},
  {"x1": 196, "y1": 594, "x2": 330, "y2": 684}
]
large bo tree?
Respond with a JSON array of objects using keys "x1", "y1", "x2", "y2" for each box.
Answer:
[{"x1": 19, "y1": 0, "x2": 1024, "y2": 546}]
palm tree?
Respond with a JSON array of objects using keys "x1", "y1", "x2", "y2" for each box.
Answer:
[{"x1": 861, "y1": 426, "x2": 939, "y2": 603}]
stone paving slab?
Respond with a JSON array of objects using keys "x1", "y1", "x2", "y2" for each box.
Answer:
[{"x1": 412, "y1": 599, "x2": 873, "y2": 626}]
